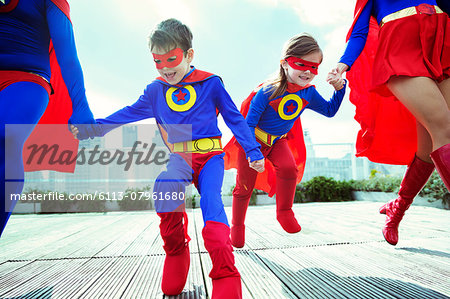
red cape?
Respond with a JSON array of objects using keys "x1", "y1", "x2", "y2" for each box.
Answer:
[
  {"x1": 346, "y1": 0, "x2": 417, "y2": 165},
  {"x1": 23, "y1": 0, "x2": 79, "y2": 173},
  {"x1": 224, "y1": 84, "x2": 307, "y2": 197}
]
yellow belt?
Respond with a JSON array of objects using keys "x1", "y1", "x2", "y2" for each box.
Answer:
[
  {"x1": 380, "y1": 5, "x2": 444, "y2": 27},
  {"x1": 172, "y1": 137, "x2": 223, "y2": 153},
  {"x1": 255, "y1": 127, "x2": 286, "y2": 147}
]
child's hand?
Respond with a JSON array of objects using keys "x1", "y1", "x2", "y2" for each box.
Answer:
[
  {"x1": 248, "y1": 157, "x2": 265, "y2": 173},
  {"x1": 70, "y1": 125, "x2": 79, "y2": 139},
  {"x1": 327, "y1": 70, "x2": 345, "y2": 91}
]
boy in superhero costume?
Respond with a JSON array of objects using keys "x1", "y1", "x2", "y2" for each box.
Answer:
[
  {"x1": 72, "y1": 18, "x2": 264, "y2": 298},
  {"x1": 330, "y1": 0, "x2": 450, "y2": 245},
  {"x1": 0, "y1": 0, "x2": 96, "y2": 237},
  {"x1": 224, "y1": 33, "x2": 346, "y2": 248}
]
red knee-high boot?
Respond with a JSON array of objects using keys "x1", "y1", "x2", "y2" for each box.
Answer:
[
  {"x1": 430, "y1": 143, "x2": 450, "y2": 191},
  {"x1": 203, "y1": 221, "x2": 242, "y2": 299},
  {"x1": 158, "y1": 212, "x2": 190, "y2": 295},
  {"x1": 276, "y1": 176, "x2": 301, "y2": 233},
  {"x1": 231, "y1": 186, "x2": 252, "y2": 248},
  {"x1": 379, "y1": 155, "x2": 435, "y2": 245}
]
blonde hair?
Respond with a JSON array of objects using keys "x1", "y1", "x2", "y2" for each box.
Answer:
[{"x1": 264, "y1": 33, "x2": 322, "y2": 100}]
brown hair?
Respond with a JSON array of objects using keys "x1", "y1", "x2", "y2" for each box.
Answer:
[
  {"x1": 149, "y1": 18, "x2": 193, "y2": 53},
  {"x1": 264, "y1": 33, "x2": 322, "y2": 100}
]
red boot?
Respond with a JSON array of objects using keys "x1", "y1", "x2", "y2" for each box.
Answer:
[
  {"x1": 158, "y1": 212, "x2": 190, "y2": 296},
  {"x1": 379, "y1": 156, "x2": 434, "y2": 245},
  {"x1": 276, "y1": 176, "x2": 301, "y2": 233},
  {"x1": 430, "y1": 143, "x2": 450, "y2": 191},
  {"x1": 203, "y1": 221, "x2": 242, "y2": 299}
]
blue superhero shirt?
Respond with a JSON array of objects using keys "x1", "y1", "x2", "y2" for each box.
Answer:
[
  {"x1": 95, "y1": 67, "x2": 264, "y2": 162},
  {"x1": 0, "y1": 0, "x2": 94, "y2": 124},
  {"x1": 246, "y1": 82, "x2": 346, "y2": 141},
  {"x1": 340, "y1": 0, "x2": 438, "y2": 69}
]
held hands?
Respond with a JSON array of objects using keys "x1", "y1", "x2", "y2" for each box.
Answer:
[
  {"x1": 327, "y1": 62, "x2": 349, "y2": 91},
  {"x1": 326, "y1": 69, "x2": 345, "y2": 91},
  {"x1": 248, "y1": 157, "x2": 265, "y2": 173},
  {"x1": 70, "y1": 124, "x2": 79, "y2": 139},
  {"x1": 70, "y1": 123, "x2": 101, "y2": 140}
]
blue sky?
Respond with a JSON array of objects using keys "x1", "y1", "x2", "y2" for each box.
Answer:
[{"x1": 69, "y1": 0, "x2": 357, "y2": 145}]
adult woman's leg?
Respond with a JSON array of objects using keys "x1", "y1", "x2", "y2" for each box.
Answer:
[
  {"x1": 387, "y1": 76, "x2": 450, "y2": 150},
  {"x1": 431, "y1": 78, "x2": 450, "y2": 190},
  {"x1": 379, "y1": 122, "x2": 435, "y2": 245},
  {"x1": 1, "y1": 82, "x2": 48, "y2": 237},
  {"x1": 379, "y1": 76, "x2": 449, "y2": 245}
]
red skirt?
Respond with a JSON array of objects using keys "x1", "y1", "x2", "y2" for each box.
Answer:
[{"x1": 372, "y1": 11, "x2": 450, "y2": 94}]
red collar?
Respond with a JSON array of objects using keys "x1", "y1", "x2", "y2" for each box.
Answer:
[
  {"x1": 286, "y1": 81, "x2": 312, "y2": 93},
  {"x1": 156, "y1": 67, "x2": 217, "y2": 86}
]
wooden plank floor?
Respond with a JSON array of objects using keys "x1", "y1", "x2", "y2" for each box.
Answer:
[{"x1": 0, "y1": 201, "x2": 449, "y2": 298}]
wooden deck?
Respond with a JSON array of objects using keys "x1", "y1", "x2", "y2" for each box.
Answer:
[{"x1": 0, "y1": 201, "x2": 449, "y2": 298}]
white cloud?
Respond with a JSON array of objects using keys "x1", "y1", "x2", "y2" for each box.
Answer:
[
  {"x1": 86, "y1": 89, "x2": 128, "y2": 117},
  {"x1": 292, "y1": 0, "x2": 354, "y2": 26},
  {"x1": 112, "y1": 0, "x2": 199, "y2": 30},
  {"x1": 248, "y1": 0, "x2": 354, "y2": 27}
]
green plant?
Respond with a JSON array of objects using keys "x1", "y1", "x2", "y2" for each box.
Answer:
[
  {"x1": 419, "y1": 172, "x2": 450, "y2": 208},
  {"x1": 75, "y1": 197, "x2": 105, "y2": 212},
  {"x1": 249, "y1": 189, "x2": 257, "y2": 206},
  {"x1": 350, "y1": 172, "x2": 401, "y2": 192},
  {"x1": 119, "y1": 186, "x2": 152, "y2": 211},
  {"x1": 186, "y1": 194, "x2": 197, "y2": 209},
  {"x1": 298, "y1": 176, "x2": 353, "y2": 202}
]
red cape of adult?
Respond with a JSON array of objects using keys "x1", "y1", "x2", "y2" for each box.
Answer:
[
  {"x1": 346, "y1": 0, "x2": 417, "y2": 165},
  {"x1": 224, "y1": 83, "x2": 308, "y2": 197},
  {"x1": 23, "y1": 0, "x2": 79, "y2": 173}
]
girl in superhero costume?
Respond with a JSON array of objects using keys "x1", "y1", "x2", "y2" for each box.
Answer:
[
  {"x1": 72, "y1": 19, "x2": 264, "y2": 298},
  {"x1": 331, "y1": 0, "x2": 450, "y2": 245},
  {"x1": 0, "y1": 0, "x2": 96, "y2": 237},
  {"x1": 224, "y1": 33, "x2": 346, "y2": 248}
]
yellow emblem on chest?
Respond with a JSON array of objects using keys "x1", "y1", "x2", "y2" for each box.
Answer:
[
  {"x1": 166, "y1": 85, "x2": 197, "y2": 112},
  {"x1": 278, "y1": 94, "x2": 303, "y2": 120}
]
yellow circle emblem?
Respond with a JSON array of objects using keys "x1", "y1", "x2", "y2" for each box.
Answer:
[
  {"x1": 166, "y1": 85, "x2": 197, "y2": 112},
  {"x1": 278, "y1": 94, "x2": 303, "y2": 120}
]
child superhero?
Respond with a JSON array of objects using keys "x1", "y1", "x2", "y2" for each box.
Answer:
[
  {"x1": 72, "y1": 19, "x2": 264, "y2": 298},
  {"x1": 224, "y1": 33, "x2": 346, "y2": 248},
  {"x1": 331, "y1": 0, "x2": 450, "y2": 245},
  {"x1": 0, "y1": 0, "x2": 96, "y2": 237}
]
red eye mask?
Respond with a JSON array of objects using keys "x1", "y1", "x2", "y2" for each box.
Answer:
[
  {"x1": 285, "y1": 57, "x2": 320, "y2": 75},
  {"x1": 152, "y1": 48, "x2": 184, "y2": 69}
]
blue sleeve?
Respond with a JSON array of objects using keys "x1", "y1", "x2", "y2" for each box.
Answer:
[
  {"x1": 46, "y1": 1, "x2": 94, "y2": 125},
  {"x1": 339, "y1": 0, "x2": 373, "y2": 70},
  {"x1": 213, "y1": 78, "x2": 263, "y2": 162},
  {"x1": 246, "y1": 88, "x2": 269, "y2": 141},
  {"x1": 95, "y1": 86, "x2": 155, "y2": 136},
  {"x1": 305, "y1": 82, "x2": 347, "y2": 117}
]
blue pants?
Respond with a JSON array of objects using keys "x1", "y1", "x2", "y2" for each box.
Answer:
[
  {"x1": 1, "y1": 82, "x2": 49, "y2": 237},
  {"x1": 154, "y1": 152, "x2": 228, "y2": 226}
]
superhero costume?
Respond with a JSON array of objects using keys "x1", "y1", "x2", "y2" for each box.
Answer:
[
  {"x1": 224, "y1": 80, "x2": 346, "y2": 247},
  {"x1": 342, "y1": 0, "x2": 449, "y2": 164},
  {"x1": 0, "y1": 0, "x2": 95, "y2": 237},
  {"x1": 342, "y1": 0, "x2": 450, "y2": 245},
  {"x1": 85, "y1": 66, "x2": 263, "y2": 297}
]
